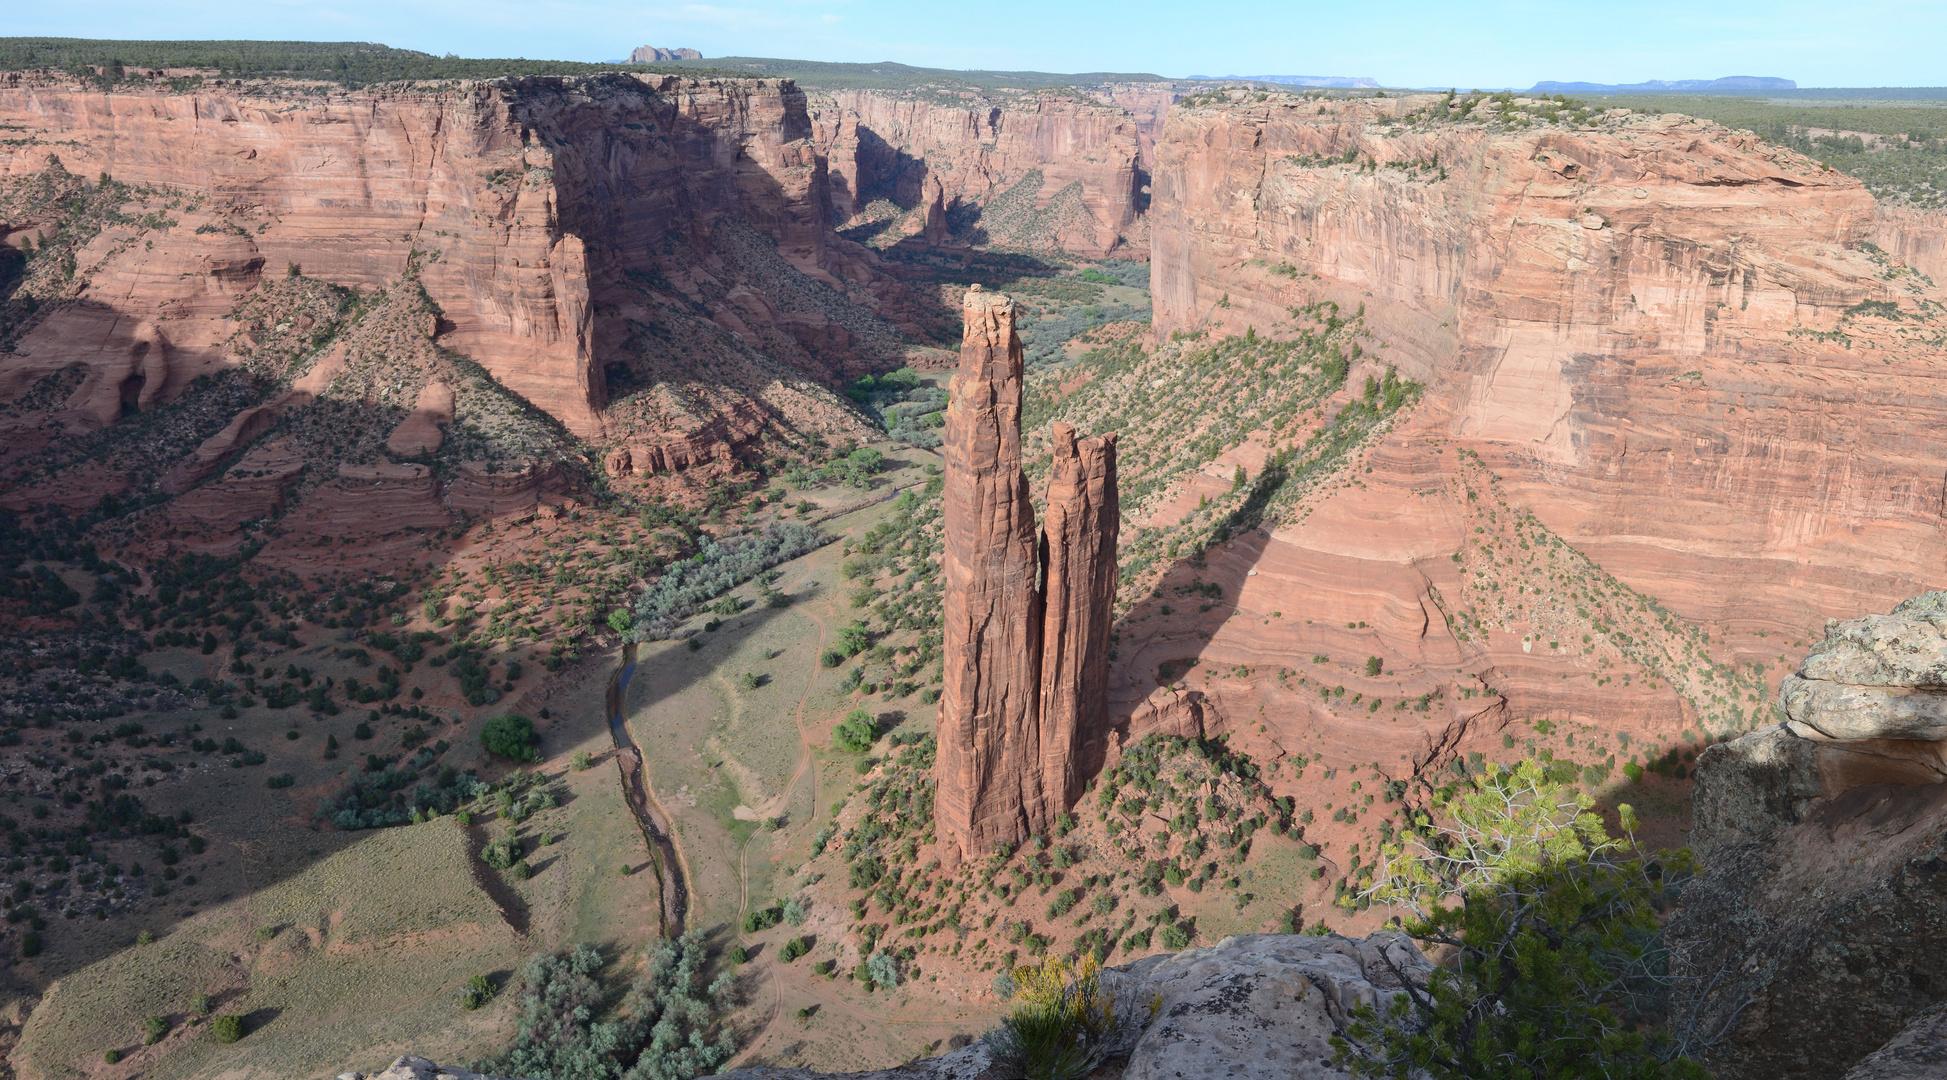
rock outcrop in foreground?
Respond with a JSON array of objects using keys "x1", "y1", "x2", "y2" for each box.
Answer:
[
  {"x1": 337, "y1": 1057, "x2": 525, "y2": 1080},
  {"x1": 716, "y1": 932, "x2": 1430, "y2": 1079},
  {"x1": 1671, "y1": 592, "x2": 1947, "y2": 1079},
  {"x1": 937, "y1": 287, "x2": 1119, "y2": 864}
]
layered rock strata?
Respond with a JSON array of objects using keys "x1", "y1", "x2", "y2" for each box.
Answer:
[
  {"x1": 1670, "y1": 593, "x2": 1947, "y2": 1079},
  {"x1": 1098, "y1": 91, "x2": 1947, "y2": 840},
  {"x1": 939, "y1": 287, "x2": 1049, "y2": 862},
  {"x1": 0, "y1": 73, "x2": 891, "y2": 449},
  {"x1": 810, "y1": 89, "x2": 1145, "y2": 255},
  {"x1": 937, "y1": 288, "x2": 1119, "y2": 864}
]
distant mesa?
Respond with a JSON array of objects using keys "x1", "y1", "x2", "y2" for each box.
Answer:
[
  {"x1": 629, "y1": 46, "x2": 703, "y2": 63},
  {"x1": 1528, "y1": 75, "x2": 1797, "y2": 93},
  {"x1": 1199, "y1": 74, "x2": 1379, "y2": 88}
]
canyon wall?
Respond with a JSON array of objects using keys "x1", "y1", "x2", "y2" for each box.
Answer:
[
  {"x1": 937, "y1": 288, "x2": 1119, "y2": 864},
  {"x1": 0, "y1": 72, "x2": 886, "y2": 447},
  {"x1": 809, "y1": 89, "x2": 1145, "y2": 256},
  {"x1": 1875, "y1": 205, "x2": 1947, "y2": 286},
  {"x1": 1122, "y1": 92, "x2": 1947, "y2": 771}
]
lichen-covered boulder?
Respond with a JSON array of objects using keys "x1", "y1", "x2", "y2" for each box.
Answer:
[
  {"x1": 1118, "y1": 932, "x2": 1431, "y2": 1080},
  {"x1": 1783, "y1": 592, "x2": 1947, "y2": 740},
  {"x1": 1845, "y1": 1002, "x2": 1947, "y2": 1080},
  {"x1": 336, "y1": 1056, "x2": 529, "y2": 1080}
]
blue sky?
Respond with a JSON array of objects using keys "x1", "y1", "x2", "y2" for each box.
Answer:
[{"x1": 15, "y1": 0, "x2": 1944, "y2": 87}]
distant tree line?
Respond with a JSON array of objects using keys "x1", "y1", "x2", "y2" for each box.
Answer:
[{"x1": 0, "y1": 38, "x2": 749, "y2": 89}]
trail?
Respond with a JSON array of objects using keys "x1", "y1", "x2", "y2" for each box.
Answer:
[{"x1": 606, "y1": 643, "x2": 690, "y2": 936}]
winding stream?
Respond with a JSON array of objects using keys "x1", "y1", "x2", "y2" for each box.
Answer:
[{"x1": 606, "y1": 643, "x2": 689, "y2": 935}]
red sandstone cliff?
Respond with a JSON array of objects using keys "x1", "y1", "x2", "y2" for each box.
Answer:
[
  {"x1": 1113, "y1": 92, "x2": 1947, "y2": 806},
  {"x1": 809, "y1": 89, "x2": 1145, "y2": 257},
  {"x1": 0, "y1": 73, "x2": 892, "y2": 450}
]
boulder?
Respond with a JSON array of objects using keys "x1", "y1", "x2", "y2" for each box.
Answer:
[
  {"x1": 1118, "y1": 932, "x2": 1431, "y2": 1080},
  {"x1": 1845, "y1": 1003, "x2": 1947, "y2": 1080},
  {"x1": 337, "y1": 1056, "x2": 529, "y2": 1080},
  {"x1": 1667, "y1": 594, "x2": 1947, "y2": 1077},
  {"x1": 717, "y1": 932, "x2": 1428, "y2": 1080},
  {"x1": 1774, "y1": 592, "x2": 1947, "y2": 741}
]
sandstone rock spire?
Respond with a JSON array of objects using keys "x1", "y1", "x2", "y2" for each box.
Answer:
[
  {"x1": 1039, "y1": 422, "x2": 1119, "y2": 817},
  {"x1": 936, "y1": 287, "x2": 1120, "y2": 865},
  {"x1": 938, "y1": 286, "x2": 1047, "y2": 865}
]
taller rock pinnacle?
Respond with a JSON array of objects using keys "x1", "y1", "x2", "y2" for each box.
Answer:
[{"x1": 936, "y1": 286, "x2": 1119, "y2": 866}]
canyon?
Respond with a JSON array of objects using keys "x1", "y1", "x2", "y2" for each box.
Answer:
[
  {"x1": 1071, "y1": 90, "x2": 1947, "y2": 836},
  {"x1": 5, "y1": 58, "x2": 1947, "y2": 1080},
  {"x1": 809, "y1": 88, "x2": 1150, "y2": 256}
]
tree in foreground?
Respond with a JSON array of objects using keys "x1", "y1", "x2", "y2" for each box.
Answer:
[{"x1": 1332, "y1": 760, "x2": 1710, "y2": 1080}]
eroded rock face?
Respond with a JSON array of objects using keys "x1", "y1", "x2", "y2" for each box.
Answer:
[
  {"x1": 938, "y1": 287, "x2": 1049, "y2": 864},
  {"x1": 1117, "y1": 932, "x2": 1430, "y2": 1080},
  {"x1": 810, "y1": 89, "x2": 1145, "y2": 256},
  {"x1": 937, "y1": 289, "x2": 1121, "y2": 864},
  {"x1": 1844, "y1": 1003, "x2": 1947, "y2": 1080},
  {"x1": 1039, "y1": 421, "x2": 1119, "y2": 817},
  {"x1": 1782, "y1": 592, "x2": 1947, "y2": 740},
  {"x1": 0, "y1": 73, "x2": 882, "y2": 446},
  {"x1": 1671, "y1": 711, "x2": 1947, "y2": 1076}
]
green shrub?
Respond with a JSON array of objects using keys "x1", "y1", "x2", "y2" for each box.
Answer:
[
  {"x1": 210, "y1": 1015, "x2": 243, "y2": 1044},
  {"x1": 510, "y1": 860, "x2": 533, "y2": 881},
  {"x1": 779, "y1": 936, "x2": 811, "y2": 962},
  {"x1": 570, "y1": 750, "x2": 592, "y2": 772},
  {"x1": 143, "y1": 1014, "x2": 168, "y2": 1044},
  {"x1": 480, "y1": 714, "x2": 540, "y2": 762},
  {"x1": 266, "y1": 773, "x2": 295, "y2": 789},
  {"x1": 461, "y1": 973, "x2": 497, "y2": 1010},
  {"x1": 985, "y1": 955, "x2": 1121, "y2": 1080},
  {"x1": 1159, "y1": 923, "x2": 1191, "y2": 949},
  {"x1": 20, "y1": 932, "x2": 40, "y2": 957},
  {"x1": 728, "y1": 945, "x2": 748, "y2": 964},
  {"x1": 833, "y1": 710, "x2": 878, "y2": 753},
  {"x1": 104, "y1": 1049, "x2": 122, "y2": 1064},
  {"x1": 742, "y1": 905, "x2": 782, "y2": 933},
  {"x1": 481, "y1": 836, "x2": 521, "y2": 870},
  {"x1": 866, "y1": 950, "x2": 900, "y2": 989},
  {"x1": 191, "y1": 993, "x2": 212, "y2": 1016},
  {"x1": 1365, "y1": 656, "x2": 1384, "y2": 677}
]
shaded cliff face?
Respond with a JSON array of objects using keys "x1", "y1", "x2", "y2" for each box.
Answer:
[
  {"x1": 1669, "y1": 596, "x2": 1947, "y2": 1079},
  {"x1": 809, "y1": 89, "x2": 1145, "y2": 257},
  {"x1": 0, "y1": 73, "x2": 912, "y2": 568},
  {"x1": 0, "y1": 73, "x2": 893, "y2": 448}
]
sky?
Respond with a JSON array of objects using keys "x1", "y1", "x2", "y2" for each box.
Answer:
[{"x1": 14, "y1": 0, "x2": 1946, "y2": 87}]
